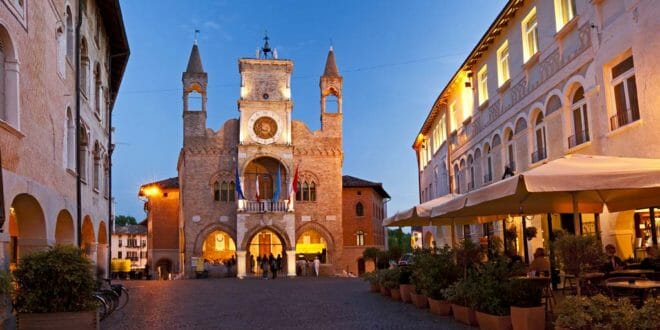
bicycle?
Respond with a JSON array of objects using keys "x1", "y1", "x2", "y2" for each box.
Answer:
[{"x1": 94, "y1": 279, "x2": 129, "y2": 320}]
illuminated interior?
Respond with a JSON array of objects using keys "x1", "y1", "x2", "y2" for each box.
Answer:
[
  {"x1": 295, "y1": 229, "x2": 327, "y2": 256},
  {"x1": 202, "y1": 230, "x2": 237, "y2": 262},
  {"x1": 248, "y1": 229, "x2": 284, "y2": 260}
]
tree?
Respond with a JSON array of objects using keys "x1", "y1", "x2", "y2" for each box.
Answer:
[
  {"x1": 115, "y1": 215, "x2": 137, "y2": 226},
  {"x1": 387, "y1": 228, "x2": 412, "y2": 254}
]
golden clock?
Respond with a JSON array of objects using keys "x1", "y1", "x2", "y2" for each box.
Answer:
[{"x1": 253, "y1": 116, "x2": 278, "y2": 139}]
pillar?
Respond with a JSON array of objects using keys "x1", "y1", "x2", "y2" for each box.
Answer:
[
  {"x1": 97, "y1": 243, "x2": 108, "y2": 279},
  {"x1": 286, "y1": 249, "x2": 297, "y2": 277},
  {"x1": 236, "y1": 250, "x2": 247, "y2": 279}
]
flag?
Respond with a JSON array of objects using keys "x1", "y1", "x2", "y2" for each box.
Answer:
[
  {"x1": 273, "y1": 166, "x2": 281, "y2": 201},
  {"x1": 288, "y1": 164, "x2": 299, "y2": 206},
  {"x1": 235, "y1": 166, "x2": 245, "y2": 200},
  {"x1": 255, "y1": 175, "x2": 260, "y2": 202}
]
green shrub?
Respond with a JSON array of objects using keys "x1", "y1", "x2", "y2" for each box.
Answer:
[
  {"x1": 13, "y1": 245, "x2": 97, "y2": 313},
  {"x1": 411, "y1": 246, "x2": 459, "y2": 300},
  {"x1": 379, "y1": 268, "x2": 400, "y2": 289},
  {"x1": 470, "y1": 258, "x2": 517, "y2": 316},
  {"x1": 554, "y1": 234, "x2": 604, "y2": 296},
  {"x1": 635, "y1": 297, "x2": 660, "y2": 330},
  {"x1": 554, "y1": 294, "x2": 636, "y2": 330},
  {"x1": 509, "y1": 278, "x2": 543, "y2": 308},
  {"x1": 360, "y1": 271, "x2": 379, "y2": 285}
]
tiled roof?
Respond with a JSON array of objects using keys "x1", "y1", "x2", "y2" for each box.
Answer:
[
  {"x1": 342, "y1": 175, "x2": 390, "y2": 199},
  {"x1": 140, "y1": 177, "x2": 179, "y2": 189},
  {"x1": 114, "y1": 224, "x2": 147, "y2": 235}
]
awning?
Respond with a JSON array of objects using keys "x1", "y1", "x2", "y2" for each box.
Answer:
[{"x1": 382, "y1": 194, "x2": 460, "y2": 227}]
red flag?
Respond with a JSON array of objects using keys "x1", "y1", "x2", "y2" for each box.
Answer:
[
  {"x1": 288, "y1": 165, "x2": 299, "y2": 205},
  {"x1": 255, "y1": 175, "x2": 260, "y2": 202}
]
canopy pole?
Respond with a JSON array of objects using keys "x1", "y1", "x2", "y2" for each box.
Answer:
[
  {"x1": 502, "y1": 219, "x2": 507, "y2": 255},
  {"x1": 594, "y1": 213, "x2": 601, "y2": 240},
  {"x1": 650, "y1": 207, "x2": 657, "y2": 247},
  {"x1": 572, "y1": 192, "x2": 580, "y2": 235},
  {"x1": 451, "y1": 219, "x2": 456, "y2": 247},
  {"x1": 522, "y1": 216, "x2": 529, "y2": 264},
  {"x1": 547, "y1": 213, "x2": 558, "y2": 290}
]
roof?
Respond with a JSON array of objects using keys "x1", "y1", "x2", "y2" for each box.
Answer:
[
  {"x1": 97, "y1": 0, "x2": 130, "y2": 111},
  {"x1": 342, "y1": 175, "x2": 390, "y2": 199},
  {"x1": 186, "y1": 44, "x2": 205, "y2": 73},
  {"x1": 113, "y1": 224, "x2": 147, "y2": 235},
  {"x1": 412, "y1": 0, "x2": 523, "y2": 147},
  {"x1": 140, "y1": 177, "x2": 179, "y2": 190},
  {"x1": 323, "y1": 47, "x2": 340, "y2": 77}
]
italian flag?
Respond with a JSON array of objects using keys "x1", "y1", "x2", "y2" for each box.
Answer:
[{"x1": 288, "y1": 165, "x2": 299, "y2": 206}]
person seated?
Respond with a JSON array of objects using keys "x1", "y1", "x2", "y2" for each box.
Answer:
[
  {"x1": 640, "y1": 246, "x2": 659, "y2": 271},
  {"x1": 527, "y1": 248, "x2": 551, "y2": 277},
  {"x1": 602, "y1": 244, "x2": 626, "y2": 273}
]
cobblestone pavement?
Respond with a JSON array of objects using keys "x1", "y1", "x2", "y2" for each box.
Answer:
[{"x1": 102, "y1": 277, "x2": 471, "y2": 330}]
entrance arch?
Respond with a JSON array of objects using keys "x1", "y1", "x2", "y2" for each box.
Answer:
[
  {"x1": 247, "y1": 228, "x2": 285, "y2": 261},
  {"x1": 295, "y1": 229, "x2": 327, "y2": 263},
  {"x1": 295, "y1": 222, "x2": 335, "y2": 264},
  {"x1": 81, "y1": 216, "x2": 96, "y2": 262},
  {"x1": 155, "y1": 258, "x2": 173, "y2": 280},
  {"x1": 55, "y1": 209, "x2": 75, "y2": 245},
  {"x1": 201, "y1": 230, "x2": 236, "y2": 262},
  {"x1": 9, "y1": 194, "x2": 47, "y2": 264}
]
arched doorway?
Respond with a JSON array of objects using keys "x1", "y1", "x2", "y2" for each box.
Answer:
[
  {"x1": 247, "y1": 228, "x2": 286, "y2": 275},
  {"x1": 55, "y1": 209, "x2": 75, "y2": 245},
  {"x1": 155, "y1": 258, "x2": 173, "y2": 280},
  {"x1": 97, "y1": 221, "x2": 108, "y2": 278},
  {"x1": 201, "y1": 230, "x2": 237, "y2": 277},
  {"x1": 295, "y1": 229, "x2": 327, "y2": 263},
  {"x1": 81, "y1": 216, "x2": 96, "y2": 263},
  {"x1": 9, "y1": 194, "x2": 47, "y2": 265}
]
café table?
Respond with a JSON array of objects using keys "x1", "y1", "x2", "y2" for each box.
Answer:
[
  {"x1": 606, "y1": 280, "x2": 660, "y2": 306},
  {"x1": 609, "y1": 269, "x2": 654, "y2": 276}
]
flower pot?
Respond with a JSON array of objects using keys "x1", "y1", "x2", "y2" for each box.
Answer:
[
  {"x1": 510, "y1": 306, "x2": 545, "y2": 330},
  {"x1": 428, "y1": 298, "x2": 452, "y2": 316},
  {"x1": 369, "y1": 283, "x2": 379, "y2": 292},
  {"x1": 410, "y1": 292, "x2": 428, "y2": 309},
  {"x1": 452, "y1": 304, "x2": 478, "y2": 326},
  {"x1": 390, "y1": 287, "x2": 401, "y2": 301},
  {"x1": 380, "y1": 285, "x2": 390, "y2": 296},
  {"x1": 475, "y1": 311, "x2": 511, "y2": 330},
  {"x1": 399, "y1": 284, "x2": 413, "y2": 303},
  {"x1": 18, "y1": 310, "x2": 99, "y2": 330}
]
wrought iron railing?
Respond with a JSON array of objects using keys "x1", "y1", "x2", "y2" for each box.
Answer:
[
  {"x1": 610, "y1": 106, "x2": 640, "y2": 130},
  {"x1": 531, "y1": 148, "x2": 547, "y2": 163},
  {"x1": 568, "y1": 130, "x2": 590, "y2": 148}
]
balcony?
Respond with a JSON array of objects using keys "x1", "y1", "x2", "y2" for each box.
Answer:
[
  {"x1": 568, "y1": 130, "x2": 590, "y2": 148},
  {"x1": 483, "y1": 173, "x2": 492, "y2": 183},
  {"x1": 467, "y1": 181, "x2": 474, "y2": 191},
  {"x1": 610, "y1": 107, "x2": 640, "y2": 131},
  {"x1": 531, "y1": 149, "x2": 547, "y2": 163},
  {"x1": 239, "y1": 200, "x2": 290, "y2": 213}
]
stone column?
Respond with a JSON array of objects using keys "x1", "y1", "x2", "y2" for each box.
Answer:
[
  {"x1": 85, "y1": 242, "x2": 99, "y2": 269},
  {"x1": 236, "y1": 250, "x2": 247, "y2": 279},
  {"x1": 97, "y1": 243, "x2": 108, "y2": 279},
  {"x1": 286, "y1": 249, "x2": 297, "y2": 277}
]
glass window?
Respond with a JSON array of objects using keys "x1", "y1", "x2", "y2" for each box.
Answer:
[
  {"x1": 497, "y1": 41, "x2": 510, "y2": 86},
  {"x1": 302, "y1": 182, "x2": 309, "y2": 201},
  {"x1": 450, "y1": 102, "x2": 457, "y2": 131},
  {"x1": 356, "y1": 202, "x2": 364, "y2": 217},
  {"x1": 220, "y1": 182, "x2": 228, "y2": 201},
  {"x1": 569, "y1": 87, "x2": 590, "y2": 147},
  {"x1": 309, "y1": 182, "x2": 316, "y2": 201},
  {"x1": 228, "y1": 182, "x2": 236, "y2": 201},
  {"x1": 610, "y1": 56, "x2": 639, "y2": 130},
  {"x1": 522, "y1": 8, "x2": 539, "y2": 62},
  {"x1": 213, "y1": 182, "x2": 220, "y2": 201},
  {"x1": 555, "y1": 0, "x2": 576, "y2": 31},
  {"x1": 356, "y1": 231, "x2": 365, "y2": 246},
  {"x1": 478, "y1": 65, "x2": 488, "y2": 105}
]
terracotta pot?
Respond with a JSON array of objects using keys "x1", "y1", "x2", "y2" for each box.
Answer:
[
  {"x1": 399, "y1": 284, "x2": 413, "y2": 303},
  {"x1": 475, "y1": 311, "x2": 512, "y2": 330},
  {"x1": 428, "y1": 298, "x2": 452, "y2": 316},
  {"x1": 410, "y1": 292, "x2": 428, "y2": 309},
  {"x1": 380, "y1": 285, "x2": 390, "y2": 296},
  {"x1": 451, "y1": 304, "x2": 479, "y2": 326},
  {"x1": 369, "y1": 283, "x2": 379, "y2": 292},
  {"x1": 510, "y1": 306, "x2": 545, "y2": 330},
  {"x1": 19, "y1": 311, "x2": 99, "y2": 330},
  {"x1": 390, "y1": 287, "x2": 401, "y2": 301}
]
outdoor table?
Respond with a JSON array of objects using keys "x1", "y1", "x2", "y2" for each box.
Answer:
[
  {"x1": 606, "y1": 280, "x2": 660, "y2": 306},
  {"x1": 609, "y1": 269, "x2": 654, "y2": 276}
]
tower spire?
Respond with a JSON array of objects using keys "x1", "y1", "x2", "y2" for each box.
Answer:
[
  {"x1": 186, "y1": 41, "x2": 205, "y2": 73},
  {"x1": 323, "y1": 46, "x2": 340, "y2": 77},
  {"x1": 261, "y1": 31, "x2": 272, "y2": 59}
]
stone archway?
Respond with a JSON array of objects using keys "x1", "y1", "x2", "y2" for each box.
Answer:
[
  {"x1": 192, "y1": 222, "x2": 237, "y2": 257},
  {"x1": 295, "y1": 222, "x2": 335, "y2": 264},
  {"x1": 55, "y1": 209, "x2": 75, "y2": 245},
  {"x1": 9, "y1": 194, "x2": 47, "y2": 264},
  {"x1": 237, "y1": 225, "x2": 292, "y2": 278},
  {"x1": 155, "y1": 258, "x2": 173, "y2": 280},
  {"x1": 81, "y1": 216, "x2": 96, "y2": 265},
  {"x1": 97, "y1": 221, "x2": 108, "y2": 278}
]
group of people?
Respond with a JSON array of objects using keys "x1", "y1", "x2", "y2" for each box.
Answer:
[
  {"x1": 296, "y1": 256, "x2": 321, "y2": 277},
  {"x1": 252, "y1": 253, "x2": 283, "y2": 279}
]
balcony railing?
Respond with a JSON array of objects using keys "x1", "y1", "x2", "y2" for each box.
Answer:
[
  {"x1": 610, "y1": 107, "x2": 640, "y2": 131},
  {"x1": 531, "y1": 148, "x2": 547, "y2": 163},
  {"x1": 240, "y1": 200, "x2": 289, "y2": 213},
  {"x1": 506, "y1": 162, "x2": 516, "y2": 172},
  {"x1": 467, "y1": 181, "x2": 475, "y2": 191},
  {"x1": 483, "y1": 173, "x2": 492, "y2": 183},
  {"x1": 568, "y1": 130, "x2": 590, "y2": 148}
]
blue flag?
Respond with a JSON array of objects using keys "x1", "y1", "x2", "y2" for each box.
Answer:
[
  {"x1": 235, "y1": 166, "x2": 245, "y2": 200},
  {"x1": 273, "y1": 165, "x2": 281, "y2": 201}
]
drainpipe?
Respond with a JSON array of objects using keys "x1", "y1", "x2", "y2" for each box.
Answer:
[
  {"x1": 0, "y1": 149, "x2": 5, "y2": 234},
  {"x1": 75, "y1": 0, "x2": 83, "y2": 248}
]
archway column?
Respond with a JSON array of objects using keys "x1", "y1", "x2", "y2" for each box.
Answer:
[
  {"x1": 286, "y1": 249, "x2": 296, "y2": 277},
  {"x1": 236, "y1": 250, "x2": 247, "y2": 279},
  {"x1": 85, "y1": 242, "x2": 98, "y2": 267},
  {"x1": 97, "y1": 243, "x2": 108, "y2": 278}
]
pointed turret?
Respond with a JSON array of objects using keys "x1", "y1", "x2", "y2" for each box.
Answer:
[
  {"x1": 186, "y1": 44, "x2": 205, "y2": 73},
  {"x1": 323, "y1": 46, "x2": 340, "y2": 77}
]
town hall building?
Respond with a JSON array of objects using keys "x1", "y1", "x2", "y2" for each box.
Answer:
[{"x1": 139, "y1": 38, "x2": 389, "y2": 278}]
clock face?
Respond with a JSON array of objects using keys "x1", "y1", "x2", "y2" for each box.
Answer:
[
  {"x1": 247, "y1": 111, "x2": 282, "y2": 144},
  {"x1": 253, "y1": 116, "x2": 278, "y2": 139}
]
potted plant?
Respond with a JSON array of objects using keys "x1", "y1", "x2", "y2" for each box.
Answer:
[
  {"x1": 13, "y1": 245, "x2": 99, "y2": 329},
  {"x1": 554, "y1": 294, "x2": 635, "y2": 330},
  {"x1": 523, "y1": 227, "x2": 537, "y2": 240},
  {"x1": 379, "y1": 268, "x2": 400, "y2": 300},
  {"x1": 553, "y1": 234, "x2": 605, "y2": 296},
  {"x1": 417, "y1": 246, "x2": 458, "y2": 315},
  {"x1": 409, "y1": 250, "x2": 430, "y2": 309},
  {"x1": 470, "y1": 258, "x2": 515, "y2": 330},
  {"x1": 397, "y1": 266, "x2": 413, "y2": 303},
  {"x1": 0, "y1": 270, "x2": 13, "y2": 328},
  {"x1": 360, "y1": 271, "x2": 379, "y2": 292},
  {"x1": 444, "y1": 279, "x2": 478, "y2": 326},
  {"x1": 509, "y1": 278, "x2": 544, "y2": 330},
  {"x1": 377, "y1": 269, "x2": 392, "y2": 296}
]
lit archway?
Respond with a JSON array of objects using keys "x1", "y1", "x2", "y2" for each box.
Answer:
[
  {"x1": 201, "y1": 230, "x2": 236, "y2": 262},
  {"x1": 248, "y1": 228, "x2": 285, "y2": 261},
  {"x1": 295, "y1": 229, "x2": 327, "y2": 263},
  {"x1": 243, "y1": 157, "x2": 288, "y2": 201},
  {"x1": 81, "y1": 216, "x2": 96, "y2": 258},
  {"x1": 55, "y1": 209, "x2": 75, "y2": 245},
  {"x1": 425, "y1": 231, "x2": 435, "y2": 249},
  {"x1": 97, "y1": 221, "x2": 108, "y2": 278},
  {"x1": 9, "y1": 194, "x2": 47, "y2": 264}
]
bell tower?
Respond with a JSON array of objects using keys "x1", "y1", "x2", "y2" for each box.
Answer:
[
  {"x1": 320, "y1": 46, "x2": 342, "y2": 134},
  {"x1": 182, "y1": 41, "x2": 208, "y2": 145}
]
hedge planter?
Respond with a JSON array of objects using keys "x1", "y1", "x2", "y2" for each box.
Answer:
[
  {"x1": 475, "y1": 311, "x2": 511, "y2": 330},
  {"x1": 18, "y1": 311, "x2": 99, "y2": 330},
  {"x1": 369, "y1": 283, "x2": 379, "y2": 293},
  {"x1": 451, "y1": 304, "x2": 478, "y2": 326},
  {"x1": 510, "y1": 306, "x2": 544, "y2": 330},
  {"x1": 399, "y1": 284, "x2": 413, "y2": 303},
  {"x1": 428, "y1": 298, "x2": 452, "y2": 316},
  {"x1": 379, "y1": 286, "x2": 390, "y2": 296},
  {"x1": 390, "y1": 288, "x2": 401, "y2": 301},
  {"x1": 410, "y1": 292, "x2": 428, "y2": 309}
]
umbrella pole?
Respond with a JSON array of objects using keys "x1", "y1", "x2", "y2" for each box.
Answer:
[
  {"x1": 451, "y1": 219, "x2": 456, "y2": 247},
  {"x1": 522, "y1": 216, "x2": 529, "y2": 264},
  {"x1": 572, "y1": 192, "x2": 580, "y2": 235},
  {"x1": 594, "y1": 213, "x2": 601, "y2": 240},
  {"x1": 650, "y1": 207, "x2": 657, "y2": 247},
  {"x1": 547, "y1": 213, "x2": 558, "y2": 290},
  {"x1": 502, "y1": 219, "x2": 507, "y2": 255}
]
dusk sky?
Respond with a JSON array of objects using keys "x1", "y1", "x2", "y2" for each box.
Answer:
[{"x1": 113, "y1": 0, "x2": 507, "y2": 220}]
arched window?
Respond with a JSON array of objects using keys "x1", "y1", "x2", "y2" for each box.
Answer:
[
  {"x1": 302, "y1": 182, "x2": 309, "y2": 201},
  {"x1": 66, "y1": 107, "x2": 75, "y2": 169},
  {"x1": 296, "y1": 182, "x2": 302, "y2": 201},
  {"x1": 467, "y1": 155, "x2": 475, "y2": 191},
  {"x1": 532, "y1": 112, "x2": 547, "y2": 163},
  {"x1": 356, "y1": 202, "x2": 364, "y2": 217},
  {"x1": 79, "y1": 124, "x2": 89, "y2": 182},
  {"x1": 103, "y1": 155, "x2": 109, "y2": 197},
  {"x1": 453, "y1": 164, "x2": 460, "y2": 193},
  {"x1": 220, "y1": 182, "x2": 228, "y2": 201},
  {"x1": 492, "y1": 134, "x2": 501, "y2": 147},
  {"x1": 94, "y1": 63, "x2": 102, "y2": 118},
  {"x1": 296, "y1": 181, "x2": 317, "y2": 202},
  {"x1": 213, "y1": 181, "x2": 220, "y2": 201},
  {"x1": 56, "y1": 25, "x2": 66, "y2": 76},
  {"x1": 80, "y1": 38, "x2": 89, "y2": 96},
  {"x1": 92, "y1": 142, "x2": 101, "y2": 191},
  {"x1": 0, "y1": 25, "x2": 19, "y2": 128},
  {"x1": 228, "y1": 182, "x2": 236, "y2": 202},
  {"x1": 484, "y1": 144, "x2": 493, "y2": 183},
  {"x1": 309, "y1": 182, "x2": 316, "y2": 201},
  {"x1": 504, "y1": 129, "x2": 515, "y2": 171},
  {"x1": 356, "y1": 231, "x2": 365, "y2": 246},
  {"x1": 569, "y1": 86, "x2": 590, "y2": 147},
  {"x1": 514, "y1": 117, "x2": 527, "y2": 134},
  {"x1": 66, "y1": 6, "x2": 73, "y2": 60}
]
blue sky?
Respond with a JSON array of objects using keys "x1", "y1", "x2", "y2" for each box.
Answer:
[{"x1": 113, "y1": 0, "x2": 508, "y2": 220}]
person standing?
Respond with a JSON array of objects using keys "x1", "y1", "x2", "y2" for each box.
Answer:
[
  {"x1": 276, "y1": 254, "x2": 282, "y2": 275},
  {"x1": 261, "y1": 254, "x2": 269, "y2": 279},
  {"x1": 269, "y1": 253, "x2": 277, "y2": 279},
  {"x1": 250, "y1": 254, "x2": 255, "y2": 274},
  {"x1": 313, "y1": 256, "x2": 321, "y2": 277}
]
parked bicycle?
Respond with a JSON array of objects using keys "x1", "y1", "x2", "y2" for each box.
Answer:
[{"x1": 94, "y1": 279, "x2": 129, "y2": 320}]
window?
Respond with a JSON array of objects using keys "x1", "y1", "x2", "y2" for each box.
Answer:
[
  {"x1": 94, "y1": 63, "x2": 103, "y2": 118},
  {"x1": 66, "y1": 6, "x2": 73, "y2": 61},
  {"x1": 228, "y1": 182, "x2": 236, "y2": 201},
  {"x1": 467, "y1": 156, "x2": 475, "y2": 191},
  {"x1": 356, "y1": 231, "x2": 365, "y2": 246},
  {"x1": 484, "y1": 144, "x2": 493, "y2": 183},
  {"x1": 449, "y1": 102, "x2": 457, "y2": 131},
  {"x1": 497, "y1": 41, "x2": 510, "y2": 86},
  {"x1": 103, "y1": 156, "x2": 109, "y2": 197},
  {"x1": 213, "y1": 182, "x2": 220, "y2": 201},
  {"x1": 554, "y1": 0, "x2": 576, "y2": 31},
  {"x1": 505, "y1": 130, "x2": 516, "y2": 171},
  {"x1": 309, "y1": 182, "x2": 316, "y2": 201},
  {"x1": 532, "y1": 113, "x2": 547, "y2": 163},
  {"x1": 79, "y1": 125, "x2": 89, "y2": 182},
  {"x1": 92, "y1": 142, "x2": 101, "y2": 191},
  {"x1": 80, "y1": 38, "x2": 89, "y2": 96},
  {"x1": 569, "y1": 87, "x2": 590, "y2": 147},
  {"x1": 65, "y1": 107, "x2": 75, "y2": 169},
  {"x1": 356, "y1": 202, "x2": 364, "y2": 217},
  {"x1": 522, "y1": 8, "x2": 539, "y2": 62},
  {"x1": 478, "y1": 65, "x2": 488, "y2": 105},
  {"x1": 118, "y1": 239, "x2": 122, "y2": 247},
  {"x1": 453, "y1": 164, "x2": 460, "y2": 193},
  {"x1": 57, "y1": 26, "x2": 66, "y2": 77},
  {"x1": 215, "y1": 181, "x2": 236, "y2": 202},
  {"x1": 117, "y1": 251, "x2": 122, "y2": 259},
  {"x1": 296, "y1": 181, "x2": 317, "y2": 202},
  {"x1": 220, "y1": 182, "x2": 228, "y2": 201},
  {"x1": 610, "y1": 56, "x2": 639, "y2": 130}
]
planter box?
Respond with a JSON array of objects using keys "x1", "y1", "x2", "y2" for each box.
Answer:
[
  {"x1": 390, "y1": 287, "x2": 401, "y2": 301},
  {"x1": 510, "y1": 306, "x2": 545, "y2": 330},
  {"x1": 410, "y1": 292, "x2": 428, "y2": 309},
  {"x1": 452, "y1": 304, "x2": 478, "y2": 326},
  {"x1": 475, "y1": 311, "x2": 512, "y2": 330},
  {"x1": 379, "y1": 286, "x2": 390, "y2": 296},
  {"x1": 18, "y1": 310, "x2": 99, "y2": 330},
  {"x1": 428, "y1": 298, "x2": 452, "y2": 316},
  {"x1": 369, "y1": 283, "x2": 379, "y2": 292},
  {"x1": 399, "y1": 284, "x2": 413, "y2": 303}
]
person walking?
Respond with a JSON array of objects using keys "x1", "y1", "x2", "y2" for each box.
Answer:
[
  {"x1": 261, "y1": 254, "x2": 269, "y2": 279},
  {"x1": 269, "y1": 253, "x2": 277, "y2": 279},
  {"x1": 250, "y1": 254, "x2": 255, "y2": 274},
  {"x1": 313, "y1": 256, "x2": 321, "y2": 277},
  {"x1": 276, "y1": 254, "x2": 282, "y2": 275}
]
